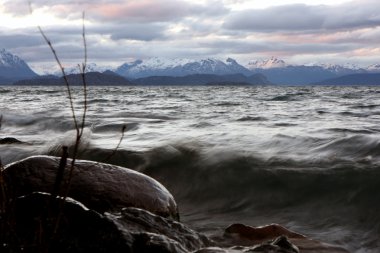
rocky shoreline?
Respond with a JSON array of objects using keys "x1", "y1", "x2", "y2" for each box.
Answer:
[{"x1": 1, "y1": 156, "x2": 350, "y2": 253}]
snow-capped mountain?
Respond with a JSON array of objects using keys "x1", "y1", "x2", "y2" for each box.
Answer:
[
  {"x1": 31, "y1": 63, "x2": 116, "y2": 76},
  {"x1": 50, "y1": 63, "x2": 115, "y2": 76},
  {"x1": 246, "y1": 57, "x2": 287, "y2": 70},
  {"x1": 116, "y1": 57, "x2": 251, "y2": 78},
  {"x1": 0, "y1": 49, "x2": 37, "y2": 83},
  {"x1": 366, "y1": 64, "x2": 380, "y2": 72},
  {"x1": 245, "y1": 57, "x2": 372, "y2": 85},
  {"x1": 63, "y1": 63, "x2": 115, "y2": 75}
]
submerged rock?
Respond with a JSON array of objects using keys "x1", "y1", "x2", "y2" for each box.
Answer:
[
  {"x1": 0, "y1": 137, "x2": 23, "y2": 144},
  {"x1": 195, "y1": 236, "x2": 299, "y2": 253},
  {"x1": 222, "y1": 223, "x2": 349, "y2": 253},
  {"x1": 224, "y1": 223, "x2": 305, "y2": 244},
  {"x1": 3, "y1": 155, "x2": 178, "y2": 219}
]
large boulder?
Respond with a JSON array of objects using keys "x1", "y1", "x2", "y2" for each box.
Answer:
[
  {"x1": 3, "y1": 155, "x2": 178, "y2": 219},
  {"x1": 1, "y1": 192, "x2": 133, "y2": 253},
  {"x1": 1, "y1": 192, "x2": 211, "y2": 253}
]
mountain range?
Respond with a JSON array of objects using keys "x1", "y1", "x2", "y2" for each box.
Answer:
[
  {"x1": 115, "y1": 57, "x2": 252, "y2": 78},
  {"x1": 0, "y1": 49, "x2": 37, "y2": 84},
  {"x1": 2, "y1": 48, "x2": 380, "y2": 86},
  {"x1": 314, "y1": 73, "x2": 380, "y2": 86}
]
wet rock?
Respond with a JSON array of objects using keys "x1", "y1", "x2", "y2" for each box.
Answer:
[
  {"x1": 224, "y1": 223, "x2": 305, "y2": 244},
  {"x1": 194, "y1": 237, "x2": 299, "y2": 253},
  {"x1": 0, "y1": 137, "x2": 23, "y2": 144},
  {"x1": 107, "y1": 207, "x2": 212, "y2": 252},
  {"x1": 249, "y1": 236, "x2": 299, "y2": 253},
  {"x1": 3, "y1": 155, "x2": 178, "y2": 219},
  {"x1": 222, "y1": 223, "x2": 349, "y2": 253},
  {"x1": 1, "y1": 193, "x2": 212, "y2": 253}
]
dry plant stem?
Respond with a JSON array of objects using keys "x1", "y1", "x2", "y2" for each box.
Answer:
[
  {"x1": 36, "y1": 9, "x2": 88, "y2": 180},
  {"x1": 66, "y1": 11, "x2": 88, "y2": 185},
  {"x1": 0, "y1": 157, "x2": 7, "y2": 213},
  {"x1": 51, "y1": 147, "x2": 69, "y2": 199},
  {"x1": 79, "y1": 11, "x2": 88, "y2": 138},
  {"x1": 37, "y1": 26, "x2": 80, "y2": 134},
  {"x1": 103, "y1": 125, "x2": 127, "y2": 163},
  {"x1": 35, "y1": 8, "x2": 89, "y2": 250}
]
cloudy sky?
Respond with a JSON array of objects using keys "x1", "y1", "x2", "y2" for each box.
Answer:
[{"x1": 1, "y1": 0, "x2": 380, "y2": 73}]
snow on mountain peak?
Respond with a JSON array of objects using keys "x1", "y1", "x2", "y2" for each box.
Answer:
[
  {"x1": 0, "y1": 48, "x2": 26, "y2": 67},
  {"x1": 115, "y1": 57, "x2": 250, "y2": 78},
  {"x1": 137, "y1": 57, "x2": 195, "y2": 69},
  {"x1": 315, "y1": 63, "x2": 361, "y2": 72},
  {"x1": 366, "y1": 64, "x2": 380, "y2": 72},
  {"x1": 247, "y1": 57, "x2": 287, "y2": 69}
]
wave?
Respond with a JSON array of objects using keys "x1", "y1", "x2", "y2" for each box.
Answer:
[
  {"x1": 327, "y1": 128, "x2": 375, "y2": 134},
  {"x1": 350, "y1": 104, "x2": 380, "y2": 110},
  {"x1": 1, "y1": 113, "x2": 76, "y2": 132},
  {"x1": 213, "y1": 102, "x2": 242, "y2": 106},
  {"x1": 339, "y1": 111, "x2": 371, "y2": 117},
  {"x1": 5, "y1": 137, "x2": 380, "y2": 252},
  {"x1": 268, "y1": 94, "x2": 302, "y2": 101},
  {"x1": 134, "y1": 144, "x2": 380, "y2": 252},
  {"x1": 115, "y1": 112, "x2": 177, "y2": 121},
  {"x1": 85, "y1": 98, "x2": 121, "y2": 104},
  {"x1": 91, "y1": 122, "x2": 139, "y2": 133},
  {"x1": 61, "y1": 141, "x2": 380, "y2": 215},
  {"x1": 236, "y1": 116, "x2": 267, "y2": 122},
  {"x1": 314, "y1": 134, "x2": 380, "y2": 159},
  {"x1": 0, "y1": 89, "x2": 12, "y2": 94}
]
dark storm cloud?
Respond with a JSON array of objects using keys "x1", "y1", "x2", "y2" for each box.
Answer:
[{"x1": 224, "y1": 0, "x2": 380, "y2": 32}]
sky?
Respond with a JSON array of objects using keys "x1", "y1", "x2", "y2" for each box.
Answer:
[{"x1": 1, "y1": 0, "x2": 380, "y2": 73}]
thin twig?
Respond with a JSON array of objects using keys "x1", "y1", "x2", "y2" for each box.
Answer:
[
  {"x1": 79, "y1": 11, "x2": 88, "y2": 138},
  {"x1": 37, "y1": 26, "x2": 80, "y2": 134},
  {"x1": 103, "y1": 125, "x2": 127, "y2": 163},
  {"x1": 66, "y1": 11, "x2": 88, "y2": 184},
  {"x1": 30, "y1": 0, "x2": 80, "y2": 140},
  {"x1": 51, "y1": 146, "x2": 68, "y2": 199}
]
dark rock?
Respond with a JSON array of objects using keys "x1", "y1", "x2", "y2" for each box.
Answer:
[
  {"x1": 0, "y1": 137, "x2": 24, "y2": 144},
  {"x1": 0, "y1": 192, "x2": 133, "y2": 253},
  {"x1": 224, "y1": 223, "x2": 305, "y2": 244},
  {"x1": 0, "y1": 193, "x2": 212, "y2": 253},
  {"x1": 249, "y1": 236, "x2": 299, "y2": 253},
  {"x1": 3, "y1": 155, "x2": 178, "y2": 219},
  {"x1": 222, "y1": 223, "x2": 349, "y2": 253},
  {"x1": 107, "y1": 207, "x2": 212, "y2": 252},
  {"x1": 271, "y1": 236, "x2": 300, "y2": 252}
]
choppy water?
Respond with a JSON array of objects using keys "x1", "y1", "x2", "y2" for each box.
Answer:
[{"x1": 1, "y1": 85, "x2": 380, "y2": 252}]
